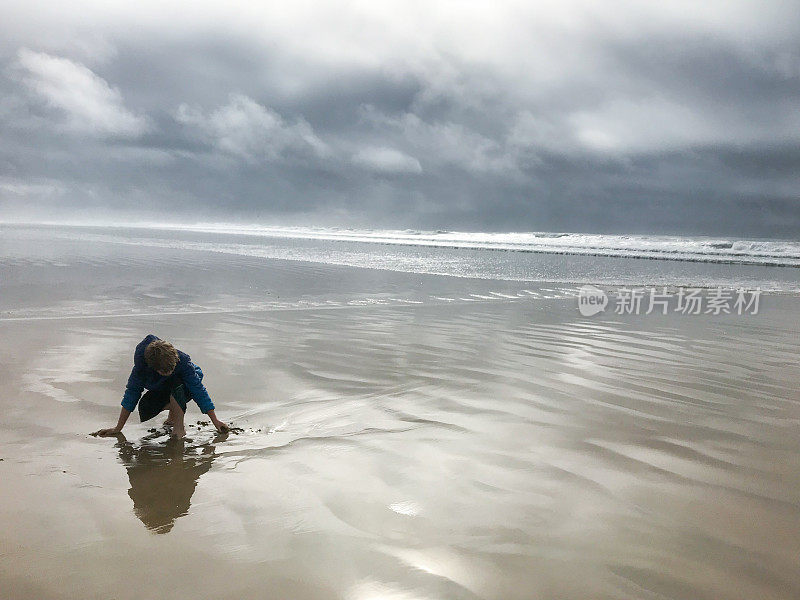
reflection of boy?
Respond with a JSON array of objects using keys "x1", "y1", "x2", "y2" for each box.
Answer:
[
  {"x1": 95, "y1": 334, "x2": 228, "y2": 438},
  {"x1": 117, "y1": 436, "x2": 216, "y2": 534}
]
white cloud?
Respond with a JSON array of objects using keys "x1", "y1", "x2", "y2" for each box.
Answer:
[
  {"x1": 176, "y1": 93, "x2": 328, "y2": 163},
  {"x1": 14, "y1": 48, "x2": 149, "y2": 137},
  {"x1": 360, "y1": 106, "x2": 519, "y2": 175},
  {"x1": 352, "y1": 146, "x2": 422, "y2": 174},
  {"x1": 0, "y1": 177, "x2": 64, "y2": 198},
  {"x1": 510, "y1": 92, "x2": 800, "y2": 157}
]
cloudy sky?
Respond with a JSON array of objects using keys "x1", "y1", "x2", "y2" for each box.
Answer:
[{"x1": 1, "y1": 0, "x2": 798, "y2": 235}]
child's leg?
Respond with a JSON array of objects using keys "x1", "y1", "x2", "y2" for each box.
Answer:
[
  {"x1": 167, "y1": 395, "x2": 186, "y2": 438},
  {"x1": 163, "y1": 401, "x2": 180, "y2": 427}
]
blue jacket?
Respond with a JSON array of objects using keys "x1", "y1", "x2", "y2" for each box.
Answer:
[{"x1": 121, "y1": 334, "x2": 215, "y2": 414}]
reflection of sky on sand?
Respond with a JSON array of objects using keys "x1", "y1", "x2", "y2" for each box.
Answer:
[
  {"x1": 346, "y1": 579, "x2": 435, "y2": 600},
  {"x1": 22, "y1": 330, "x2": 122, "y2": 404}
]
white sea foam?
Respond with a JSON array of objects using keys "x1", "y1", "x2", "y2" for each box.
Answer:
[
  {"x1": 45, "y1": 222, "x2": 800, "y2": 267},
  {"x1": 2, "y1": 222, "x2": 798, "y2": 292}
]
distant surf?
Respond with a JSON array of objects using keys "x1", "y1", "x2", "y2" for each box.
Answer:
[
  {"x1": 2, "y1": 222, "x2": 798, "y2": 292},
  {"x1": 33, "y1": 222, "x2": 800, "y2": 268}
]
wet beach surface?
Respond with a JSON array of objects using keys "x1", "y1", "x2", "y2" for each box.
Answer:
[{"x1": 1, "y1": 228, "x2": 799, "y2": 599}]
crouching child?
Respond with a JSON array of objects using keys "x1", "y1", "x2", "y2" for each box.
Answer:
[{"x1": 95, "y1": 334, "x2": 228, "y2": 438}]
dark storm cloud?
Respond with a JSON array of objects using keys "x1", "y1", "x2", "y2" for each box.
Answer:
[{"x1": 0, "y1": 1, "x2": 798, "y2": 235}]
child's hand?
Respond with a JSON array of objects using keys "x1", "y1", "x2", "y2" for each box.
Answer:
[
  {"x1": 93, "y1": 427, "x2": 121, "y2": 437},
  {"x1": 206, "y1": 409, "x2": 229, "y2": 433}
]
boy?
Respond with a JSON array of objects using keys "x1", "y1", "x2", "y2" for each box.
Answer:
[{"x1": 95, "y1": 334, "x2": 228, "y2": 438}]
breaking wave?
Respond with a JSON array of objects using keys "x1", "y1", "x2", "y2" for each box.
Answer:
[{"x1": 106, "y1": 224, "x2": 800, "y2": 267}]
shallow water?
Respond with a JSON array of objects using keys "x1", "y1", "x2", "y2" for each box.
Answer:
[{"x1": 1, "y1": 228, "x2": 800, "y2": 599}]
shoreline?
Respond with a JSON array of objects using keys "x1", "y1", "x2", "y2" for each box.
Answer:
[{"x1": 3, "y1": 221, "x2": 799, "y2": 269}]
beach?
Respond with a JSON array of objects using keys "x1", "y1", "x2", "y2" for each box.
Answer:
[{"x1": 1, "y1": 224, "x2": 800, "y2": 600}]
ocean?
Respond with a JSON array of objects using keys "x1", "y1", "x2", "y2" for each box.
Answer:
[{"x1": 0, "y1": 223, "x2": 797, "y2": 322}]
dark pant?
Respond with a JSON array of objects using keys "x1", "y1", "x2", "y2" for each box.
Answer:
[{"x1": 138, "y1": 376, "x2": 189, "y2": 423}]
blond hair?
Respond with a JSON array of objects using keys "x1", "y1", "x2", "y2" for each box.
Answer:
[{"x1": 144, "y1": 339, "x2": 179, "y2": 374}]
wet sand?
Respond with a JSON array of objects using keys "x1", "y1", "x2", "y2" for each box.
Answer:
[{"x1": 1, "y1": 240, "x2": 800, "y2": 599}]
